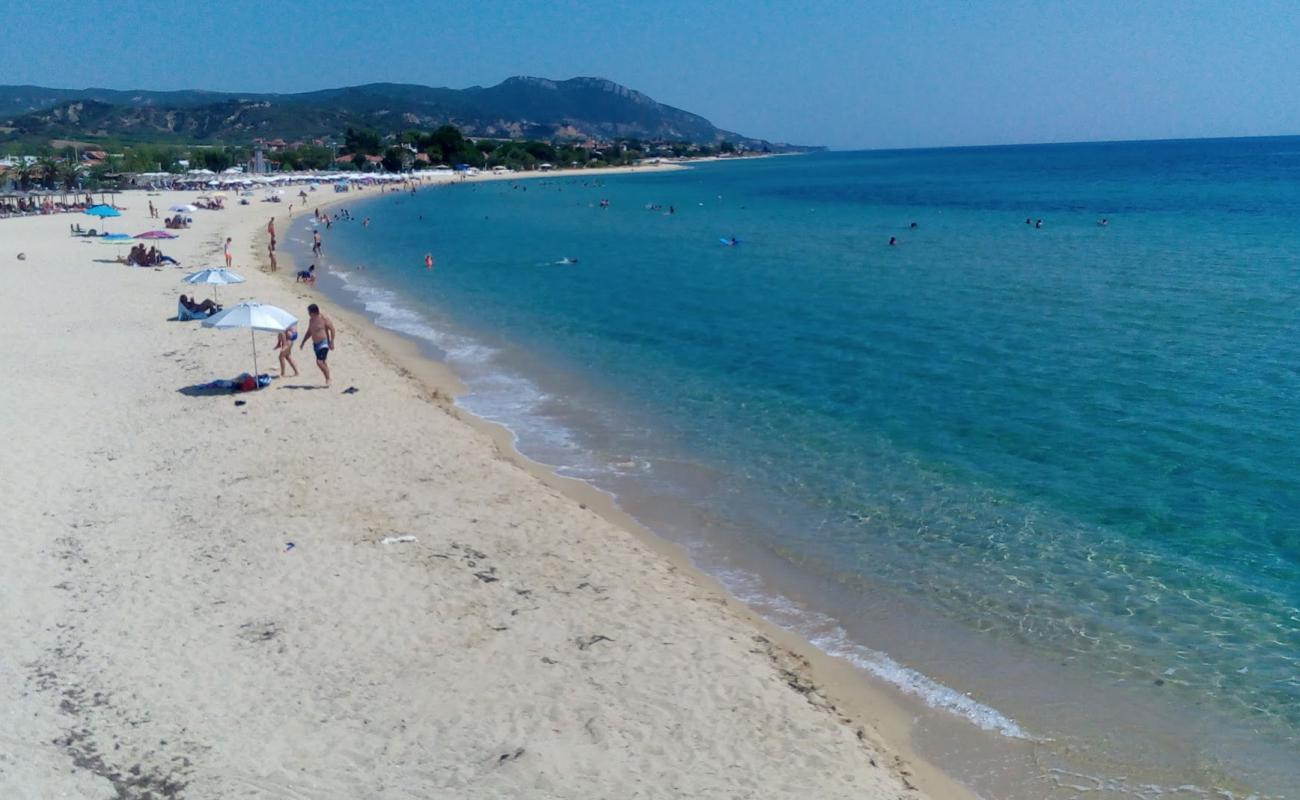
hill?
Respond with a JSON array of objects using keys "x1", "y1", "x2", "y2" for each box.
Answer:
[{"x1": 0, "y1": 77, "x2": 815, "y2": 151}]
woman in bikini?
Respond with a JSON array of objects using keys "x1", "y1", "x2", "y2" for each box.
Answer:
[{"x1": 276, "y1": 324, "x2": 300, "y2": 378}]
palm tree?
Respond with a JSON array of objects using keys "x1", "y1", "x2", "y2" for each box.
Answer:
[
  {"x1": 35, "y1": 156, "x2": 60, "y2": 190},
  {"x1": 12, "y1": 159, "x2": 35, "y2": 191},
  {"x1": 58, "y1": 161, "x2": 85, "y2": 191}
]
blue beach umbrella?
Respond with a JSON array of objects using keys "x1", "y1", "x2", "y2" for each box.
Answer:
[
  {"x1": 85, "y1": 203, "x2": 121, "y2": 234},
  {"x1": 99, "y1": 232, "x2": 132, "y2": 257}
]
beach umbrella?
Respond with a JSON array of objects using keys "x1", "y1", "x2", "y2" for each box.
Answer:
[
  {"x1": 202, "y1": 302, "x2": 297, "y2": 380},
  {"x1": 135, "y1": 230, "x2": 177, "y2": 239},
  {"x1": 85, "y1": 203, "x2": 120, "y2": 233},
  {"x1": 99, "y1": 233, "x2": 132, "y2": 257},
  {"x1": 183, "y1": 267, "x2": 245, "y2": 302}
]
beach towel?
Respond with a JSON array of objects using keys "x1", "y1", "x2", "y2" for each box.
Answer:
[{"x1": 196, "y1": 374, "x2": 273, "y2": 393}]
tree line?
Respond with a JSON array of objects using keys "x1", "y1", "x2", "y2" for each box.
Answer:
[{"x1": 3, "y1": 124, "x2": 748, "y2": 189}]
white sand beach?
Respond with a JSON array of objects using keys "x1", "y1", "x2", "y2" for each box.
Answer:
[{"x1": 0, "y1": 175, "x2": 970, "y2": 799}]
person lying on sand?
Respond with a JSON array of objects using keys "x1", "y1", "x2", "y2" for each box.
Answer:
[{"x1": 179, "y1": 294, "x2": 221, "y2": 315}]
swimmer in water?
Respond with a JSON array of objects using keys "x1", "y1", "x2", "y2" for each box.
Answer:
[
  {"x1": 425, "y1": 253, "x2": 435, "y2": 270},
  {"x1": 558, "y1": 257, "x2": 579, "y2": 265},
  {"x1": 889, "y1": 236, "x2": 897, "y2": 246},
  {"x1": 1097, "y1": 218, "x2": 1109, "y2": 227}
]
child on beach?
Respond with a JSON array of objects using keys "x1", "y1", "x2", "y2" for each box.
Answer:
[{"x1": 276, "y1": 324, "x2": 300, "y2": 378}]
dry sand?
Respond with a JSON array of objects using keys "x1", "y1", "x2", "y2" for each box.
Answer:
[{"x1": 0, "y1": 175, "x2": 970, "y2": 799}]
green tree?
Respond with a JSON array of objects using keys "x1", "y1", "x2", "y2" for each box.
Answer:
[
  {"x1": 11, "y1": 159, "x2": 35, "y2": 190},
  {"x1": 524, "y1": 141, "x2": 556, "y2": 162},
  {"x1": 343, "y1": 127, "x2": 382, "y2": 156},
  {"x1": 58, "y1": 161, "x2": 85, "y2": 191},
  {"x1": 381, "y1": 146, "x2": 411, "y2": 173},
  {"x1": 195, "y1": 147, "x2": 233, "y2": 172},
  {"x1": 35, "y1": 156, "x2": 60, "y2": 189},
  {"x1": 423, "y1": 124, "x2": 469, "y2": 164}
]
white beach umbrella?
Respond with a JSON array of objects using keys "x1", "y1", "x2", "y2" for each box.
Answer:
[
  {"x1": 183, "y1": 267, "x2": 245, "y2": 302},
  {"x1": 202, "y1": 302, "x2": 297, "y2": 379}
]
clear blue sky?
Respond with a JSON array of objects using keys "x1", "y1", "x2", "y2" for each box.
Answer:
[{"x1": 1, "y1": 0, "x2": 1297, "y2": 149}]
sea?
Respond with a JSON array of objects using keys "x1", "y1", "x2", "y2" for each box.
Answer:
[{"x1": 289, "y1": 139, "x2": 1300, "y2": 798}]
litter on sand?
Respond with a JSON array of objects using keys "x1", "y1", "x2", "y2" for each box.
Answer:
[{"x1": 381, "y1": 535, "x2": 418, "y2": 545}]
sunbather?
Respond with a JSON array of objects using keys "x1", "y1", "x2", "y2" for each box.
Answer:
[{"x1": 180, "y1": 294, "x2": 221, "y2": 315}]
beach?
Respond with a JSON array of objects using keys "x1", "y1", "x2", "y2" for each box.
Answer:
[{"x1": 0, "y1": 175, "x2": 965, "y2": 798}]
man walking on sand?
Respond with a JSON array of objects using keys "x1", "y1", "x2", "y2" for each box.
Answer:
[
  {"x1": 224, "y1": 237, "x2": 233, "y2": 268},
  {"x1": 299, "y1": 303, "x2": 336, "y2": 387},
  {"x1": 267, "y1": 217, "x2": 276, "y2": 251}
]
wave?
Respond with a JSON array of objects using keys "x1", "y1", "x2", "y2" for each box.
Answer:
[{"x1": 714, "y1": 566, "x2": 1033, "y2": 739}]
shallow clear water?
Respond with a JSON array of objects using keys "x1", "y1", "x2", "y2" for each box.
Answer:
[{"x1": 297, "y1": 141, "x2": 1300, "y2": 796}]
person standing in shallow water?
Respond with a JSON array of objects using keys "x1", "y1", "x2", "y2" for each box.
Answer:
[{"x1": 299, "y1": 303, "x2": 336, "y2": 387}]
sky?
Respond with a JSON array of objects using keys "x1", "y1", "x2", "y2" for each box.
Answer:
[{"x1": 0, "y1": 0, "x2": 1297, "y2": 150}]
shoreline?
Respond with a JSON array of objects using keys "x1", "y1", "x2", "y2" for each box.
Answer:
[
  {"x1": 0, "y1": 168, "x2": 976, "y2": 797},
  {"x1": 264, "y1": 167, "x2": 981, "y2": 800},
  {"x1": 279, "y1": 166, "x2": 1284, "y2": 800}
]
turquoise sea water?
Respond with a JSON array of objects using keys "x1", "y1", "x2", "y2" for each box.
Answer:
[{"x1": 296, "y1": 141, "x2": 1300, "y2": 797}]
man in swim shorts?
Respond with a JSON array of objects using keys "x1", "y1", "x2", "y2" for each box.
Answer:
[{"x1": 299, "y1": 303, "x2": 336, "y2": 387}]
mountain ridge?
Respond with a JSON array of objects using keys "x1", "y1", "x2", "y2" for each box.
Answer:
[{"x1": 0, "y1": 77, "x2": 817, "y2": 151}]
